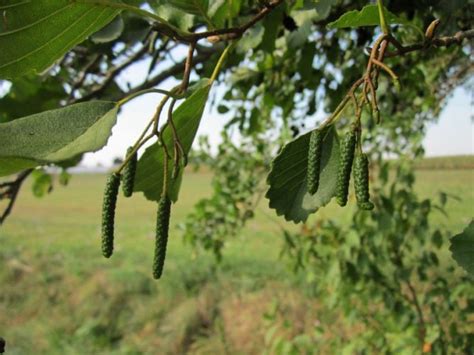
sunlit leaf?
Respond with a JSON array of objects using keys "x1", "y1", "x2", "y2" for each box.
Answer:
[
  {"x1": 134, "y1": 81, "x2": 212, "y2": 202},
  {"x1": 0, "y1": 0, "x2": 121, "y2": 78},
  {"x1": 0, "y1": 101, "x2": 118, "y2": 176},
  {"x1": 266, "y1": 126, "x2": 340, "y2": 223},
  {"x1": 327, "y1": 5, "x2": 410, "y2": 29}
]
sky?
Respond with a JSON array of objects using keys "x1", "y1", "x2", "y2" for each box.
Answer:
[{"x1": 80, "y1": 62, "x2": 473, "y2": 168}]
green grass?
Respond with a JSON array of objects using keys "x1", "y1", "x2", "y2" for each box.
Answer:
[
  {"x1": 0, "y1": 167, "x2": 472, "y2": 354},
  {"x1": 414, "y1": 155, "x2": 474, "y2": 170}
]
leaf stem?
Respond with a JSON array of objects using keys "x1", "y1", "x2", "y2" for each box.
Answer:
[
  {"x1": 377, "y1": 0, "x2": 390, "y2": 35},
  {"x1": 210, "y1": 41, "x2": 238, "y2": 83},
  {"x1": 371, "y1": 58, "x2": 400, "y2": 88}
]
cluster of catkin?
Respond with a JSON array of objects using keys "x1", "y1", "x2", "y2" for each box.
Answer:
[
  {"x1": 100, "y1": 147, "x2": 170, "y2": 280},
  {"x1": 306, "y1": 127, "x2": 374, "y2": 210}
]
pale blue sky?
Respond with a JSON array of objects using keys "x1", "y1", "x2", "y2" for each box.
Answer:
[{"x1": 81, "y1": 62, "x2": 473, "y2": 167}]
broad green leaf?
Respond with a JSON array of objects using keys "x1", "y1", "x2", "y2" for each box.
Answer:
[
  {"x1": 149, "y1": 3, "x2": 194, "y2": 32},
  {"x1": 0, "y1": 101, "x2": 118, "y2": 176},
  {"x1": 0, "y1": 0, "x2": 121, "y2": 79},
  {"x1": 168, "y1": 0, "x2": 209, "y2": 16},
  {"x1": 134, "y1": 81, "x2": 212, "y2": 202},
  {"x1": 209, "y1": 0, "x2": 241, "y2": 28},
  {"x1": 449, "y1": 220, "x2": 474, "y2": 275},
  {"x1": 0, "y1": 157, "x2": 38, "y2": 177},
  {"x1": 90, "y1": 15, "x2": 124, "y2": 43},
  {"x1": 266, "y1": 126, "x2": 340, "y2": 223},
  {"x1": 327, "y1": 5, "x2": 409, "y2": 29}
]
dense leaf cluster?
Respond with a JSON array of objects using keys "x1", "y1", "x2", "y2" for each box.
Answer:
[{"x1": 280, "y1": 161, "x2": 474, "y2": 353}]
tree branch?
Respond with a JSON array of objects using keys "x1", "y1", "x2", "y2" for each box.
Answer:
[
  {"x1": 70, "y1": 43, "x2": 151, "y2": 104},
  {"x1": 382, "y1": 29, "x2": 474, "y2": 57},
  {"x1": 151, "y1": 0, "x2": 285, "y2": 43},
  {"x1": 0, "y1": 169, "x2": 33, "y2": 225}
]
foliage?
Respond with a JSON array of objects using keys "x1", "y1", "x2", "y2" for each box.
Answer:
[
  {"x1": 450, "y1": 220, "x2": 474, "y2": 275},
  {"x1": 266, "y1": 127, "x2": 340, "y2": 223},
  {"x1": 327, "y1": 4, "x2": 410, "y2": 29},
  {"x1": 0, "y1": 101, "x2": 117, "y2": 176},
  {"x1": 0, "y1": 0, "x2": 473, "y2": 351},
  {"x1": 280, "y1": 159, "x2": 474, "y2": 353},
  {"x1": 0, "y1": 0, "x2": 120, "y2": 78},
  {"x1": 0, "y1": 171, "x2": 471, "y2": 353},
  {"x1": 180, "y1": 133, "x2": 270, "y2": 261},
  {"x1": 133, "y1": 82, "x2": 212, "y2": 203}
]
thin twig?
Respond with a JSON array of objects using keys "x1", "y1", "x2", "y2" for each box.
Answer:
[
  {"x1": 406, "y1": 279, "x2": 426, "y2": 345},
  {"x1": 70, "y1": 44, "x2": 150, "y2": 104},
  {"x1": 151, "y1": 0, "x2": 284, "y2": 43},
  {"x1": 68, "y1": 53, "x2": 102, "y2": 100},
  {"x1": 0, "y1": 169, "x2": 33, "y2": 225},
  {"x1": 380, "y1": 29, "x2": 474, "y2": 58},
  {"x1": 180, "y1": 42, "x2": 196, "y2": 93},
  {"x1": 152, "y1": 95, "x2": 171, "y2": 135},
  {"x1": 371, "y1": 58, "x2": 399, "y2": 83}
]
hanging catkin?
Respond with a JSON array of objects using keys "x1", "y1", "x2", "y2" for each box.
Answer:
[
  {"x1": 153, "y1": 195, "x2": 171, "y2": 279},
  {"x1": 101, "y1": 173, "x2": 121, "y2": 258},
  {"x1": 307, "y1": 129, "x2": 323, "y2": 195},
  {"x1": 122, "y1": 147, "x2": 137, "y2": 198},
  {"x1": 354, "y1": 152, "x2": 374, "y2": 210},
  {"x1": 335, "y1": 130, "x2": 356, "y2": 206}
]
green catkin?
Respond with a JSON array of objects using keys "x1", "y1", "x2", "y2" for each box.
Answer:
[
  {"x1": 354, "y1": 152, "x2": 374, "y2": 210},
  {"x1": 307, "y1": 129, "x2": 323, "y2": 195},
  {"x1": 335, "y1": 129, "x2": 357, "y2": 206},
  {"x1": 153, "y1": 195, "x2": 172, "y2": 279},
  {"x1": 101, "y1": 173, "x2": 121, "y2": 258},
  {"x1": 122, "y1": 147, "x2": 137, "y2": 198}
]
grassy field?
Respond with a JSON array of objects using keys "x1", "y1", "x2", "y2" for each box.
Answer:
[
  {"x1": 0, "y1": 164, "x2": 472, "y2": 354},
  {"x1": 414, "y1": 155, "x2": 474, "y2": 170}
]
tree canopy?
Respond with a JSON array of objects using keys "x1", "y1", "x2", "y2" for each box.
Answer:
[{"x1": 0, "y1": 1, "x2": 473, "y2": 352}]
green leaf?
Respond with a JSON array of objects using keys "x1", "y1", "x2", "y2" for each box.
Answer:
[
  {"x1": 134, "y1": 81, "x2": 212, "y2": 202},
  {"x1": 0, "y1": 74, "x2": 67, "y2": 123},
  {"x1": 236, "y1": 25, "x2": 264, "y2": 53},
  {"x1": 0, "y1": 101, "x2": 118, "y2": 177},
  {"x1": 149, "y1": 3, "x2": 193, "y2": 32},
  {"x1": 59, "y1": 170, "x2": 71, "y2": 186},
  {"x1": 259, "y1": 5, "x2": 284, "y2": 53},
  {"x1": 168, "y1": 0, "x2": 209, "y2": 16},
  {"x1": 449, "y1": 220, "x2": 474, "y2": 275},
  {"x1": 209, "y1": 0, "x2": 241, "y2": 28},
  {"x1": 327, "y1": 4, "x2": 409, "y2": 29},
  {"x1": 286, "y1": 9, "x2": 320, "y2": 49},
  {"x1": 31, "y1": 169, "x2": 53, "y2": 198},
  {"x1": 0, "y1": 157, "x2": 38, "y2": 177},
  {"x1": 0, "y1": 0, "x2": 121, "y2": 79},
  {"x1": 301, "y1": 0, "x2": 337, "y2": 19},
  {"x1": 266, "y1": 126, "x2": 340, "y2": 223},
  {"x1": 90, "y1": 15, "x2": 124, "y2": 43}
]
